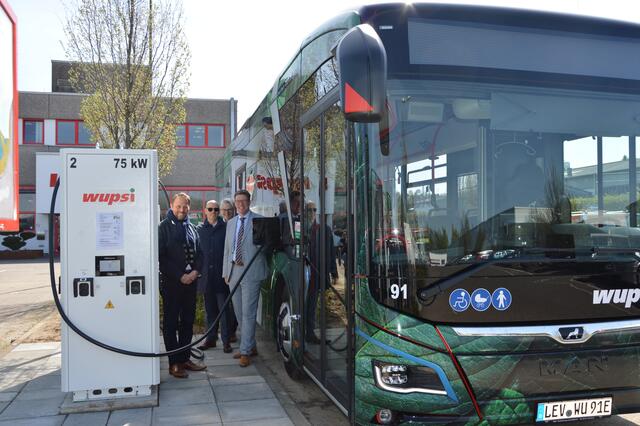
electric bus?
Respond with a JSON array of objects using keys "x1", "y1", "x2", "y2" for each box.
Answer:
[{"x1": 222, "y1": 3, "x2": 640, "y2": 424}]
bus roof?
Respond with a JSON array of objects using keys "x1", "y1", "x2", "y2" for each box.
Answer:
[{"x1": 238, "y1": 2, "x2": 640, "y2": 136}]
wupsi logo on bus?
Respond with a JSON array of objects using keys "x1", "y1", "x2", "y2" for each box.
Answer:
[{"x1": 82, "y1": 188, "x2": 136, "y2": 205}]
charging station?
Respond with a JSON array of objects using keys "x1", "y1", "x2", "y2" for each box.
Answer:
[{"x1": 59, "y1": 149, "x2": 160, "y2": 402}]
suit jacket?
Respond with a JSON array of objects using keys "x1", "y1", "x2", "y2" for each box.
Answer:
[
  {"x1": 158, "y1": 215, "x2": 203, "y2": 285},
  {"x1": 222, "y1": 211, "x2": 268, "y2": 285},
  {"x1": 196, "y1": 217, "x2": 228, "y2": 294}
]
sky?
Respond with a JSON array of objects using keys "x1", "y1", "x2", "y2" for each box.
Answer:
[{"x1": 9, "y1": 0, "x2": 640, "y2": 129}]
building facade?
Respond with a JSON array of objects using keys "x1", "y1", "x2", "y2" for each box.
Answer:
[{"x1": 0, "y1": 61, "x2": 236, "y2": 255}]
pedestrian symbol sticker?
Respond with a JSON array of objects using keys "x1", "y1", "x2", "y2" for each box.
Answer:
[
  {"x1": 105, "y1": 300, "x2": 115, "y2": 309},
  {"x1": 471, "y1": 288, "x2": 491, "y2": 311},
  {"x1": 449, "y1": 289, "x2": 471, "y2": 312},
  {"x1": 492, "y1": 288, "x2": 512, "y2": 311}
]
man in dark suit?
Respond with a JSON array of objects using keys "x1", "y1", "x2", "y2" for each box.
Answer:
[
  {"x1": 159, "y1": 193, "x2": 207, "y2": 378},
  {"x1": 197, "y1": 200, "x2": 233, "y2": 353}
]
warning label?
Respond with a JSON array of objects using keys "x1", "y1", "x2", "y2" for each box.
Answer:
[{"x1": 105, "y1": 300, "x2": 115, "y2": 309}]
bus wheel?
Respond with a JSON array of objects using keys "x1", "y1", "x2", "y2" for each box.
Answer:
[{"x1": 277, "y1": 287, "x2": 303, "y2": 380}]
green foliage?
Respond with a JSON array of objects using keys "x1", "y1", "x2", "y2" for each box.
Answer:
[
  {"x1": 571, "y1": 192, "x2": 638, "y2": 211},
  {"x1": 194, "y1": 293, "x2": 207, "y2": 333}
]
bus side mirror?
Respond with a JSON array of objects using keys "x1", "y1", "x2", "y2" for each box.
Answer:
[{"x1": 336, "y1": 24, "x2": 387, "y2": 123}]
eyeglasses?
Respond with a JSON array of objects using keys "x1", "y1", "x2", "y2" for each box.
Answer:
[
  {"x1": 221, "y1": 208, "x2": 233, "y2": 212},
  {"x1": 206, "y1": 207, "x2": 219, "y2": 212},
  {"x1": 308, "y1": 208, "x2": 317, "y2": 212}
]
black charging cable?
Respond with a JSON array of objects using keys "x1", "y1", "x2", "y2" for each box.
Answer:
[{"x1": 49, "y1": 177, "x2": 264, "y2": 358}]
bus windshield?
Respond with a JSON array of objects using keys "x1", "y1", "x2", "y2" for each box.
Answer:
[{"x1": 366, "y1": 78, "x2": 640, "y2": 320}]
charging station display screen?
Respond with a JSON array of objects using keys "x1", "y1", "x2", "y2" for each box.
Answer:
[
  {"x1": 95, "y1": 255, "x2": 125, "y2": 276},
  {"x1": 100, "y1": 260, "x2": 120, "y2": 272}
]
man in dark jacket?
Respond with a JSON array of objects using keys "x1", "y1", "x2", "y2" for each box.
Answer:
[
  {"x1": 159, "y1": 193, "x2": 207, "y2": 378},
  {"x1": 196, "y1": 200, "x2": 233, "y2": 353}
]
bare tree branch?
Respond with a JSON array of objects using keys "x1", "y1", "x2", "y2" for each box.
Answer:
[{"x1": 63, "y1": 0, "x2": 189, "y2": 174}]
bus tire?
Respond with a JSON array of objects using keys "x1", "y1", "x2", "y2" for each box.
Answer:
[{"x1": 276, "y1": 285, "x2": 303, "y2": 380}]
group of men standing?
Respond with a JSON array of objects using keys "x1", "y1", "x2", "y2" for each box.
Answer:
[{"x1": 158, "y1": 190, "x2": 266, "y2": 378}]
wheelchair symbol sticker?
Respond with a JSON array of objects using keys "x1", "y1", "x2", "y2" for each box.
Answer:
[
  {"x1": 449, "y1": 289, "x2": 471, "y2": 312},
  {"x1": 471, "y1": 288, "x2": 491, "y2": 311},
  {"x1": 492, "y1": 287, "x2": 512, "y2": 311}
]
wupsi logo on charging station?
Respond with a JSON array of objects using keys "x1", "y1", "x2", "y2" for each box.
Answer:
[{"x1": 82, "y1": 188, "x2": 136, "y2": 205}]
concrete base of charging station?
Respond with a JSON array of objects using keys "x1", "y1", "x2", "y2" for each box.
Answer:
[{"x1": 59, "y1": 385, "x2": 158, "y2": 414}]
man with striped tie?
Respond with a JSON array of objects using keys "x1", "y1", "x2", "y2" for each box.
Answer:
[{"x1": 222, "y1": 190, "x2": 268, "y2": 367}]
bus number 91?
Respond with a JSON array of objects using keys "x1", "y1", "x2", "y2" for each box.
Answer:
[{"x1": 390, "y1": 283, "x2": 408, "y2": 300}]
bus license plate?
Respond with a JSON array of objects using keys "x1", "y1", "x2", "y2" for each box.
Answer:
[{"x1": 536, "y1": 397, "x2": 612, "y2": 422}]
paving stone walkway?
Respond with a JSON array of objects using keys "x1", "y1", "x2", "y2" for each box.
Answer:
[{"x1": 0, "y1": 341, "x2": 300, "y2": 425}]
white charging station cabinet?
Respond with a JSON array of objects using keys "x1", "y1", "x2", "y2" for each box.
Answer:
[{"x1": 60, "y1": 149, "x2": 160, "y2": 401}]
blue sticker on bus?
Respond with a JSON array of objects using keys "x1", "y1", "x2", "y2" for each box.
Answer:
[
  {"x1": 471, "y1": 288, "x2": 491, "y2": 311},
  {"x1": 449, "y1": 289, "x2": 471, "y2": 312},
  {"x1": 492, "y1": 287, "x2": 512, "y2": 310}
]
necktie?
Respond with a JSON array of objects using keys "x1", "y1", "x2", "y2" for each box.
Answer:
[{"x1": 235, "y1": 217, "x2": 246, "y2": 264}]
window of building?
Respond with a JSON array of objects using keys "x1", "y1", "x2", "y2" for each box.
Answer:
[
  {"x1": 18, "y1": 191, "x2": 36, "y2": 232},
  {"x1": 56, "y1": 120, "x2": 93, "y2": 145},
  {"x1": 78, "y1": 122, "x2": 93, "y2": 144},
  {"x1": 176, "y1": 124, "x2": 226, "y2": 148},
  {"x1": 23, "y1": 119, "x2": 44, "y2": 144},
  {"x1": 19, "y1": 214, "x2": 35, "y2": 232},
  {"x1": 176, "y1": 125, "x2": 186, "y2": 146},
  {"x1": 208, "y1": 125, "x2": 224, "y2": 147},
  {"x1": 190, "y1": 125, "x2": 205, "y2": 146}
]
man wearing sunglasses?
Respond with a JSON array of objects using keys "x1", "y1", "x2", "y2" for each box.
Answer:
[{"x1": 196, "y1": 200, "x2": 233, "y2": 353}]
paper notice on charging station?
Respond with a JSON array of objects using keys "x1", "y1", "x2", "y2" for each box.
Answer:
[{"x1": 96, "y1": 212, "x2": 124, "y2": 250}]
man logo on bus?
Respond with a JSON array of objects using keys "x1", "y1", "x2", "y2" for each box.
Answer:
[{"x1": 491, "y1": 287, "x2": 512, "y2": 310}]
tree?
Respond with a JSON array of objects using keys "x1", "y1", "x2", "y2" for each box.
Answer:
[{"x1": 63, "y1": 0, "x2": 190, "y2": 176}]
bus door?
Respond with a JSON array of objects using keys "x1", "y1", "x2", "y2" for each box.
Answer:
[{"x1": 301, "y1": 98, "x2": 351, "y2": 413}]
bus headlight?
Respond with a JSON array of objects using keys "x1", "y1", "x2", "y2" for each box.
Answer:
[
  {"x1": 372, "y1": 360, "x2": 447, "y2": 395},
  {"x1": 379, "y1": 364, "x2": 408, "y2": 385}
]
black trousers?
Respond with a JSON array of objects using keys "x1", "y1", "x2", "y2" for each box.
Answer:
[
  {"x1": 161, "y1": 281, "x2": 197, "y2": 365},
  {"x1": 203, "y1": 289, "x2": 233, "y2": 345}
]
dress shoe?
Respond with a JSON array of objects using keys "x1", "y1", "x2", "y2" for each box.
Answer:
[
  {"x1": 223, "y1": 344, "x2": 233, "y2": 353},
  {"x1": 229, "y1": 334, "x2": 238, "y2": 343},
  {"x1": 197, "y1": 341, "x2": 216, "y2": 350},
  {"x1": 233, "y1": 347, "x2": 258, "y2": 359},
  {"x1": 239, "y1": 355, "x2": 251, "y2": 367},
  {"x1": 183, "y1": 360, "x2": 207, "y2": 371},
  {"x1": 169, "y1": 363, "x2": 188, "y2": 378}
]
